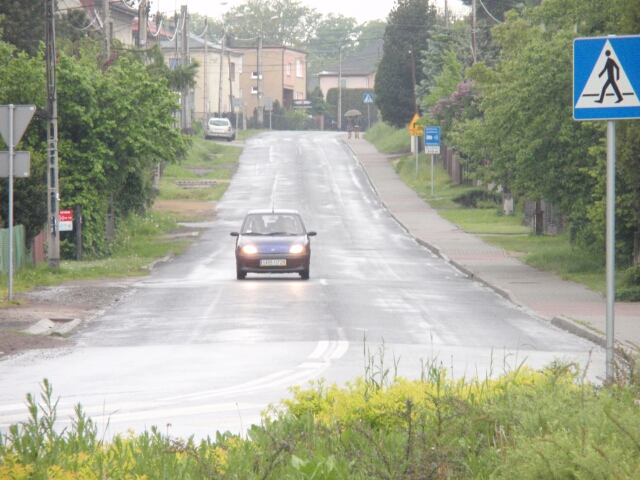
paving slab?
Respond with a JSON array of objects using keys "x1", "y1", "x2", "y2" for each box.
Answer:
[{"x1": 344, "y1": 136, "x2": 640, "y2": 351}]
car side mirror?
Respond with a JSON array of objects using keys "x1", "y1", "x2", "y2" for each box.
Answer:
[
  {"x1": 230, "y1": 232, "x2": 239, "y2": 236},
  {"x1": 307, "y1": 231, "x2": 317, "y2": 236}
]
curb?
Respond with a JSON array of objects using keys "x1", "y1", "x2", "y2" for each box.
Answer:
[
  {"x1": 23, "y1": 318, "x2": 82, "y2": 337},
  {"x1": 141, "y1": 251, "x2": 175, "y2": 271},
  {"x1": 344, "y1": 140, "x2": 611, "y2": 350},
  {"x1": 550, "y1": 315, "x2": 606, "y2": 349}
]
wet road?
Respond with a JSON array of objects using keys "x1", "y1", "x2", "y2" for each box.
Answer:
[{"x1": 0, "y1": 132, "x2": 604, "y2": 439}]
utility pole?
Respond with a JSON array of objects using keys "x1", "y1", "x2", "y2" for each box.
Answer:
[
  {"x1": 138, "y1": 0, "x2": 148, "y2": 47},
  {"x1": 257, "y1": 35, "x2": 264, "y2": 126},
  {"x1": 338, "y1": 44, "x2": 343, "y2": 131},
  {"x1": 218, "y1": 31, "x2": 225, "y2": 117},
  {"x1": 472, "y1": 0, "x2": 477, "y2": 63},
  {"x1": 203, "y1": 18, "x2": 208, "y2": 121},
  {"x1": 181, "y1": 5, "x2": 191, "y2": 134},
  {"x1": 409, "y1": 49, "x2": 417, "y2": 114},
  {"x1": 45, "y1": 0, "x2": 60, "y2": 268},
  {"x1": 445, "y1": 0, "x2": 449, "y2": 28},
  {"x1": 102, "y1": 0, "x2": 110, "y2": 62}
]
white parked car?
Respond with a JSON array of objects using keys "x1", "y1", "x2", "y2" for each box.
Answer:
[{"x1": 205, "y1": 117, "x2": 236, "y2": 141}]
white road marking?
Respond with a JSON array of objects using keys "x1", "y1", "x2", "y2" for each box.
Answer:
[
  {"x1": 308, "y1": 340, "x2": 330, "y2": 359},
  {"x1": 330, "y1": 341, "x2": 349, "y2": 359}
]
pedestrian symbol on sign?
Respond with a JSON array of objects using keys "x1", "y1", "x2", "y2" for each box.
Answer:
[
  {"x1": 596, "y1": 50, "x2": 622, "y2": 103},
  {"x1": 576, "y1": 40, "x2": 639, "y2": 109},
  {"x1": 363, "y1": 93, "x2": 374, "y2": 104}
]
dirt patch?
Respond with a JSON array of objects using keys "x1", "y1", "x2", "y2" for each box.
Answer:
[
  {"x1": 1, "y1": 199, "x2": 213, "y2": 361},
  {"x1": 0, "y1": 278, "x2": 139, "y2": 360},
  {"x1": 152, "y1": 199, "x2": 218, "y2": 221}
]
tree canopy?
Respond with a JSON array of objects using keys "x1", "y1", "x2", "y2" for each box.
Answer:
[{"x1": 374, "y1": 0, "x2": 436, "y2": 128}]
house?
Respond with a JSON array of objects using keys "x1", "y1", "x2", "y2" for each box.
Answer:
[
  {"x1": 232, "y1": 46, "x2": 308, "y2": 113},
  {"x1": 59, "y1": 0, "x2": 138, "y2": 46},
  {"x1": 160, "y1": 36, "x2": 244, "y2": 122},
  {"x1": 316, "y1": 39, "x2": 383, "y2": 99}
]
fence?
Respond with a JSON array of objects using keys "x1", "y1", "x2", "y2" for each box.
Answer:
[{"x1": 0, "y1": 225, "x2": 29, "y2": 275}]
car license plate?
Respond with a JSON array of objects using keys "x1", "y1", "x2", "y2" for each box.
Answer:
[{"x1": 260, "y1": 259, "x2": 286, "y2": 267}]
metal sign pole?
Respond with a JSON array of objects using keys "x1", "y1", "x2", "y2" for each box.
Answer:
[
  {"x1": 415, "y1": 137, "x2": 419, "y2": 175},
  {"x1": 367, "y1": 104, "x2": 370, "y2": 130},
  {"x1": 8, "y1": 105, "x2": 14, "y2": 301},
  {"x1": 606, "y1": 119, "x2": 616, "y2": 379},
  {"x1": 431, "y1": 154, "x2": 434, "y2": 197}
]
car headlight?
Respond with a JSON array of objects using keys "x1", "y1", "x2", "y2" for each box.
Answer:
[
  {"x1": 289, "y1": 244, "x2": 305, "y2": 254},
  {"x1": 242, "y1": 245, "x2": 258, "y2": 254}
]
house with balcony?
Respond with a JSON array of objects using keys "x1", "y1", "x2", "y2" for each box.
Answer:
[{"x1": 232, "y1": 46, "x2": 308, "y2": 113}]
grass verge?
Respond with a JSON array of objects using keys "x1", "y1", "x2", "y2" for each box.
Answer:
[
  {"x1": 1, "y1": 211, "x2": 189, "y2": 300},
  {"x1": 364, "y1": 122, "x2": 411, "y2": 154}
]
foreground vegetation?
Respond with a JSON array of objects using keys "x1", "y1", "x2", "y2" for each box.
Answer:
[{"x1": 2, "y1": 350, "x2": 639, "y2": 478}]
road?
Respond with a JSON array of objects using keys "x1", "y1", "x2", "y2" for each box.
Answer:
[{"x1": 0, "y1": 132, "x2": 604, "y2": 439}]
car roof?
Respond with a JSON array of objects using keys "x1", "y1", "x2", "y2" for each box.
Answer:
[{"x1": 246, "y1": 209, "x2": 300, "y2": 215}]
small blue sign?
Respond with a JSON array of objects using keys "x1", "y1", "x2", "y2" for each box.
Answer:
[
  {"x1": 424, "y1": 126, "x2": 440, "y2": 153},
  {"x1": 574, "y1": 35, "x2": 640, "y2": 120},
  {"x1": 363, "y1": 93, "x2": 374, "y2": 104}
]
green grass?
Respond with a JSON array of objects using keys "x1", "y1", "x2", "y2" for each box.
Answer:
[
  {"x1": 439, "y1": 209, "x2": 530, "y2": 234},
  {"x1": 1, "y1": 211, "x2": 188, "y2": 299},
  {"x1": 364, "y1": 122, "x2": 411, "y2": 153},
  {"x1": 481, "y1": 233, "x2": 612, "y2": 294}
]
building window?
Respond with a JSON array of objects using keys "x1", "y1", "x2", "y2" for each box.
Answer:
[
  {"x1": 365, "y1": 78, "x2": 369, "y2": 88},
  {"x1": 251, "y1": 86, "x2": 258, "y2": 94},
  {"x1": 238, "y1": 57, "x2": 242, "y2": 73},
  {"x1": 295, "y1": 92, "x2": 303, "y2": 100},
  {"x1": 239, "y1": 89, "x2": 243, "y2": 99},
  {"x1": 229, "y1": 62, "x2": 235, "y2": 81},
  {"x1": 286, "y1": 63, "x2": 291, "y2": 75},
  {"x1": 296, "y1": 59, "x2": 303, "y2": 77},
  {"x1": 251, "y1": 71, "x2": 262, "y2": 79},
  {"x1": 340, "y1": 77, "x2": 347, "y2": 88}
]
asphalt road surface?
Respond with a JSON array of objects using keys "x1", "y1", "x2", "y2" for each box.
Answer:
[{"x1": 0, "y1": 132, "x2": 604, "y2": 439}]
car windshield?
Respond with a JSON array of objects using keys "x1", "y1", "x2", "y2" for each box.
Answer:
[
  {"x1": 241, "y1": 214, "x2": 304, "y2": 235},
  {"x1": 209, "y1": 120, "x2": 229, "y2": 127}
]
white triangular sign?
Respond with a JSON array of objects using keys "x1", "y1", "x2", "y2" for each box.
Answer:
[{"x1": 576, "y1": 40, "x2": 640, "y2": 108}]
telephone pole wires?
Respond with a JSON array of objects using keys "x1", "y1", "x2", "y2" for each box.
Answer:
[
  {"x1": 180, "y1": 5, "x2": 192, "y2": 133},
  {"x1": 102, "y1": 0, "x2": 110, "y2": 62},
  {"x1": 45, "y1": 0, "x2": 60, "y2": 268}
]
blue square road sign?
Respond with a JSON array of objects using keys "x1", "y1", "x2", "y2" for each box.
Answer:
[{"x1": 574, "y1": 35, "x2": 640, "y2": 120}]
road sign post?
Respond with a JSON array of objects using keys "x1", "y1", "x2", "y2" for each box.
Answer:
[
  {"x1": 363, "y1": 93, "x2": 374, "y2": 130},
  {"x1": 424, "y1": 126, "x2": 441, "y2": 197},
  {"x1": 574, "y1": 35, "x2": 640, "y2": 380},
  {"x1": 0, "y1": 104, "x2": 35, "y2": 301}
]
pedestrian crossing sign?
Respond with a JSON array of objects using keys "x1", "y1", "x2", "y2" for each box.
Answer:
[
  {"x1": 363, "y1": 93, "x2": 374, "y2": 104},
  {"x1": 574, "y1": 35, "x2": 640, "y2": 120}
]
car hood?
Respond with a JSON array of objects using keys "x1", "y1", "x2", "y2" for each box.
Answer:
[{"x1": 238, "y1": 235, "x2": 308, "y2": 254}]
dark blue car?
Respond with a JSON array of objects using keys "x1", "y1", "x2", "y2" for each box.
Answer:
[{"x1": 231, "y1": 210, "x2": 317, "y2": 280}]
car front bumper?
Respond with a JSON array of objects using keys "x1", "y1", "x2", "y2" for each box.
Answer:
[{"x1": 236, "y1": 252, "x2": 310, "y2": 274}]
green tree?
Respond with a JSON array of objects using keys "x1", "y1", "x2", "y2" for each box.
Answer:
[
  {"x1": 374, "y1": 0, "x2": 436, "y2": 128},
  {"x1": 0, "y1": 0, "x2": 46, "y2": 56}
]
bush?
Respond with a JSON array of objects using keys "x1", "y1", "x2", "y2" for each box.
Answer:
[{"x1": 452, "y1": 188, "x2": 501, "y2": 208}]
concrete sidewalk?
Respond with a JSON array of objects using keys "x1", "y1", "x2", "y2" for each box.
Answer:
[{"x1": 344, "y1": 136, "x2": 640, "y2": 352}]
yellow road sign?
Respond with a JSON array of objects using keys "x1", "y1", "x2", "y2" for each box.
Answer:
[{"x1": 408, "y1": 113, "x2": 423, "y2": 136}]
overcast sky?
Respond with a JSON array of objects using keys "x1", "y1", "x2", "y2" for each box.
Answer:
[{"x1": 150, "y1": 0, "x2": 469, "y2": 24}]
